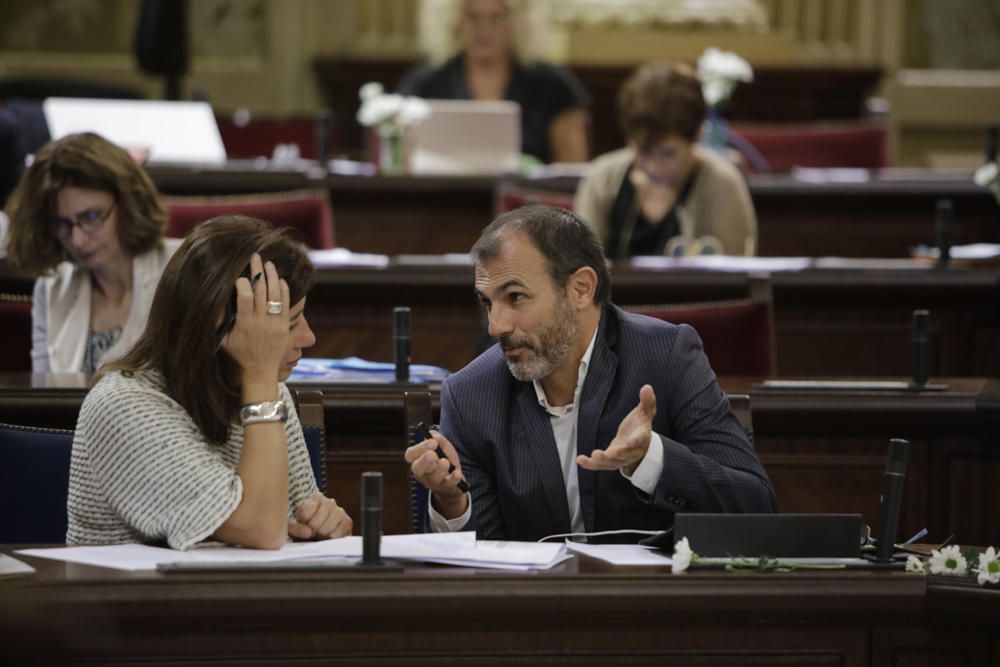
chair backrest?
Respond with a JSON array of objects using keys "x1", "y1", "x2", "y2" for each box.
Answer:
[
  {"x1": 164, "y1": 189, "x2": 336, "y2": 249},
  {"x1": 729, "y1": 121, "x2": 888, "y2": 172},
  {"x1": 625, "y1": 276, "x2": 776, "y2": 377},
  {"x1": 0, "y1": 294, "x2": 31, "y2": 373},
  {"x1": 292, "y1": 389, "x2": 326, "y2": 493},
  {"x1": 494, "y1": 180, "x2": 576, "y2": 216},
  {"x1": 0, "y1": 422, "x2": 74, "y2": 543}
]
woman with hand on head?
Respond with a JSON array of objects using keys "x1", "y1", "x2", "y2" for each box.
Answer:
[
  {"x1": 398, "y1": 0, "x2": 589, "y2": 164},
  {"x1": 67, "y1": 216, "x2": 352, "y2": 549},
  {"x1": 574, "y1": 62, "x2": 758, "y2": 258},
  {"x1": 4, "y1": 132, "x2": 179, "y2": 372}
]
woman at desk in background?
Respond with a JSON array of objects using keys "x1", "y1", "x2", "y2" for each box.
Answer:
[
  {"x1": 397, "y1": 0, "x2": 590, "y2": 164},
  {"x1": 67, "y1": 216, "x2": 352, "y2": 549},
  {"x1": 574, "y1": 62, "x2": 758, "y2": 258},
  {"x1": 4, "y1": 132, "x2": 179, "y2": 373}
]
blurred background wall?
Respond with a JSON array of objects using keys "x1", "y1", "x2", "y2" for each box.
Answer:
[{"x1": 0, "y1": 0, "x2": 997, "y2": 166}]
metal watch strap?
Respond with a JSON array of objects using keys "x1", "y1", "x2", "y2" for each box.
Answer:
[{"x1": 240, "y1": 400, "x2": 288, "y2": 425}]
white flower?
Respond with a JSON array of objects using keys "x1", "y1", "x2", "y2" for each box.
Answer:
[
  {"x1": 698, "y1": 47, "x2": 753, "y2": 107},
  {"x1": 672, "y1": 537, "x2": 693, "y2": 574},
  {"x1": 976, "y1": 546, "x2": 1000, "y2": 585},
  {"x1": 359, "y1": 81, "x2": 384, "y2": 103},
  {"x1": 974, "y1": 162, "x2": 998, "y2": 187},
  {"x1": 397, "y1": 97, "x2": 430, "y2": 127},
  {"x1": 928, "y1": 545, "x2": 968, "y2": 576},
  {"x1": 905, "y1": 555, "x2": 926, "y2": 573}
]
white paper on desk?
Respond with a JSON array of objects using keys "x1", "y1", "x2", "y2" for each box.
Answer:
[
  {"x1": 565, "y1": 542, "x2": 673, "y2": 566},
  {"x1": 307, "y1": 247, "x2": 390, "y2": 268},
  {"x1": 630, "y1": 255, "x2": 811, "y2": 273},
  {"x1": 17, "y1": 533, "x2": 568, "y2": 572}
]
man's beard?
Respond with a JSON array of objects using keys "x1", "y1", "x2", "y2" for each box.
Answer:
[{"x1": 500, "y1": 298, "x2": 579, "y2": 382}]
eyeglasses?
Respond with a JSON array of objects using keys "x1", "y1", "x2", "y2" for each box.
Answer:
[{"x1": 52, "y1": 203, "x2": 116, "y2": 240}]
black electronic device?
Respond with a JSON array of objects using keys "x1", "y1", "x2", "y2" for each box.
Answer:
[
  {"x1": 393, "y1": 306, "x2": 411, "y2": 382},
  {"x1": 673, "y1": 514, "x2": 864, "y2": 558},
  {"x1": 874, "y1": 438, "x2": 910, "y2": 563},
  {"x1": 910, "y1": 310, "x2": 930, "y2": 389},
  {"x1": 409, "y1": 420, "x2": 469, "y2": 493},
  {"x1": 362, "y1": 471, "x2": 383, "y2": 564}
]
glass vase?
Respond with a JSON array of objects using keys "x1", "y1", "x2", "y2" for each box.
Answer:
[{"x1": 378, "y1": 127, "x2": 406, "y2": 176}]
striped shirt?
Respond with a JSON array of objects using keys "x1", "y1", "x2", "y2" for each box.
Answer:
[{"x1": 66, "y1": 369, "x2": 318, "y2": 549}]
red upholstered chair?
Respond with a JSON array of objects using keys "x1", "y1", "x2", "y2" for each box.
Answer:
[
  {"x1": 624, "y1": 277, "x2": 776, "y2": 377},
  {"x1": 494, "y1": 181, "x2": 577, "y2": 215},
  {"x1": 164, "y1": 189, "x2": 336, "y2": 248},
  {"x1": 729, "y1": 121, "x2": 889, "y2": 172},
  {"x1": 0, "y1": 293, "x2": 32, "y2": 372}
]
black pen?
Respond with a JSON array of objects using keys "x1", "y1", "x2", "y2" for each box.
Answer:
[{"x1": 410, "y1": 421, "x2": 469, "y2": 493}]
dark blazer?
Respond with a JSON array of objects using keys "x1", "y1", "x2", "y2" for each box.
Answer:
[{"x1": 439, "y1": 304, "x2": 777, "y2": 542}]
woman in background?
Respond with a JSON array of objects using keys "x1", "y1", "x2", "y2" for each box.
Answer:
[
  {"x1": 67, "y1": 216, "x2": 352, "y2": 549},
  {"x1": 574, "y1": 62, "x2": 757, "y2": 258},
  {"x1": 5, "y1": 132, "x2": 178, "y2": 372},
  {"x1": 398, "y1": 0, "x2": 589, "y2": 164}
]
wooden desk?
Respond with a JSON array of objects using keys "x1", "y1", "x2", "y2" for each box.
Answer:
[
  {"x1": 143, "y1": 165, "x2": 1000, "y2": 259},
  {"x1": 3, "y1": 374, "x2": 997, "y2": 545},
  {"x1": 1, "y1": 550, "x2": 996, "y2": 665},
  {"x1": 3, "y1": 260, "x2": 999, "y2": 377}
]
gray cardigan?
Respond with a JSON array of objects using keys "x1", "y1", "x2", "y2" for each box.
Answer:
[{"x1": 573, "y1": 147, "x2": 758, "y2": 257}]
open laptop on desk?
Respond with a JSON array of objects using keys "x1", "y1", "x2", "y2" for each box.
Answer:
[
  {"x1": 407, "y1": 99, "x2": 520, "y2": 176},
  {"x1": 43, "y1": 98, "x2": 227, "y2": 166}
]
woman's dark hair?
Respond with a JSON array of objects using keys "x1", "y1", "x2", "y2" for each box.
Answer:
[
  {"x1": 618, "y1": 62, "x2": 707, "y2": 149},
  {"x1": 472, "y1": 204, "x2": 611, "y2": 305},
  {"x1": 4, "y1": 132, "x2": 167, "y2": 277},
  {"x1": 100, "y1": 215, "x2": 315, "y2": 445}
]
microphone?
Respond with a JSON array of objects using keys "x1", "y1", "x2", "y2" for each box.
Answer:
[
  {"x1": 361, "y1": 471, "x2": 383, "y2": 564},
  {"x1": 986, "y1": 123, "x2": 997, "y2": 164},
  {"x1": 934, "y1": 199, "x2": 953, "y2": 269},
  {"x1": 910, "y1": 310, "x2": 929, "y2": 389},
  {"x1": 875, "y1": 438, "x2": 910, "y2": 563},
  {"x1": 393, "y1": 306, "x2": 411, "y2": 382}
]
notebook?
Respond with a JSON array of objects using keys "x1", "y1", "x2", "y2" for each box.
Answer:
[{"x1": 407, "y1": 99, "x2": 520, "y2": 176}]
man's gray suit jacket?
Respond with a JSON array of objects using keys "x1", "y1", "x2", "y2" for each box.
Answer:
[{"x1": 438, "y1": 304, "x2": 777, "y2": 542}]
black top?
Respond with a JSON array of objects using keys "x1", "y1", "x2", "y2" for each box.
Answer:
[
  {"x1": 605, "y1": 165, "x2": 700, "y2": 259},
  {"x1": 397, "y1": 53, "x2": 589, "y2": 164}
]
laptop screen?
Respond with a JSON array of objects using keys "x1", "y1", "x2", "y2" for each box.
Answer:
[
  {"x1": 43, "y1": 97, "x2": 227, "y2": 166},
  {"x1": 407, "y1": 99, "x2": 521, "y2": 176}
]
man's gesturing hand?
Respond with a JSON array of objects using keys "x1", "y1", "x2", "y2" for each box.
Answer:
[{"x1": 577, "y1": 384, "x2": 656, "y2": 473}]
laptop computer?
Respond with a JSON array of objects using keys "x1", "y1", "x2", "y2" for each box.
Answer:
[
  {"x1": 43, "y1": 97, "x2": 227, "y2": 166},
  {"x1": 407, "y1": 99, "x2": 520, "y2": 176}
]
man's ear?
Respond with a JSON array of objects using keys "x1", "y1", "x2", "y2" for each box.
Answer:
[{"x1": 568, "y1": 267, "x2": 598, "y2": 308}]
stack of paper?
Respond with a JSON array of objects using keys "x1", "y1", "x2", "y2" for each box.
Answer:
[{"x1": 16, "y1": 533, "x2": 568, "y2": 573}]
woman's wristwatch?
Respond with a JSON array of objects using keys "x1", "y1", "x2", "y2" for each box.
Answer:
[{"x1": 240, "y1": 400, "x2": 288, "y2": 425}]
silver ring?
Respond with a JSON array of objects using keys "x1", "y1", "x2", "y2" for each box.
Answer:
[{"x1": 266, "y1": 301, "x2": 283, "y2": 315}]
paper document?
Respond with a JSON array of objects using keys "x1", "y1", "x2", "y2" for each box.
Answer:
[
  {"x1": 17, "y1": 533, "x2": 568, "y2": 572},
  {"x1": 565, "y1": 542, "x2": 673, "y2": 566},
  {"x1": 307, "y1": 248, "x2": 390, "y2": 268}
]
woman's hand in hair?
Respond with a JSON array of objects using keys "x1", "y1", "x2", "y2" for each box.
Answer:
[
  {"x1": 222, "y1": 252, "x2": 290, "y2": 386},
  {"x1": 288, "y1": 492, "x2": 353, "y2": 540}
]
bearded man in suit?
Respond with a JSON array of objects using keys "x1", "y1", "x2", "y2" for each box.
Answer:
[{"x1": 406, "y1": 205, "x2": 776, "y2": 541}]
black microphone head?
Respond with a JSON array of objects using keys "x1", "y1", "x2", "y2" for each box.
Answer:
[
  {"x1": 393, "y1": 306, "x2": 411, "y2": 337},
  {"x1": 912, "y1": 310, "x2": 929, "y2": 338},
  {"x1": 362, "y1": 471, "x2": 382, "y2": 508},
  {"x1": 886, "y1": 438, "x2": 910, "y2": 475},
  {"x1": 986, "y1": 123, "x2": 998, "y2": 163}
]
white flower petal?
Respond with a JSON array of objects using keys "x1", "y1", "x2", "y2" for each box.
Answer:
[
  {"x1": 905, "y1": 555, "x2": 926, "y2": 573},
  {"x1": 672, "y1": 537, "x2": 693, "y2": 574}
]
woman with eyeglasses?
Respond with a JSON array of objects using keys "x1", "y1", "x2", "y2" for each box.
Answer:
[
  {"x1": 4, "y1": 132, "x2": 179, "y2": 372},
  {"x1": 398, "y1": 0, "x2": 589, "y2": 164},
  {"x1": 574, "y1": 63, "x2": 758, "y2": 258}
]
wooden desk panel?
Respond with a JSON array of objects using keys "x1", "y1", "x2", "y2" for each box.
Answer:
[
  {"x1": 3, "y1": 375, "x2": 998, "y2": 545},
  {"x1": 1, "y1": 550, "x2": 996, "y2": 665},
  {"x1": 142, "y1": 165, "x2": 1000, "y2": 259},
  {"x1": 3, "y1": 261, "x2": 999, "y2": 376}
]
